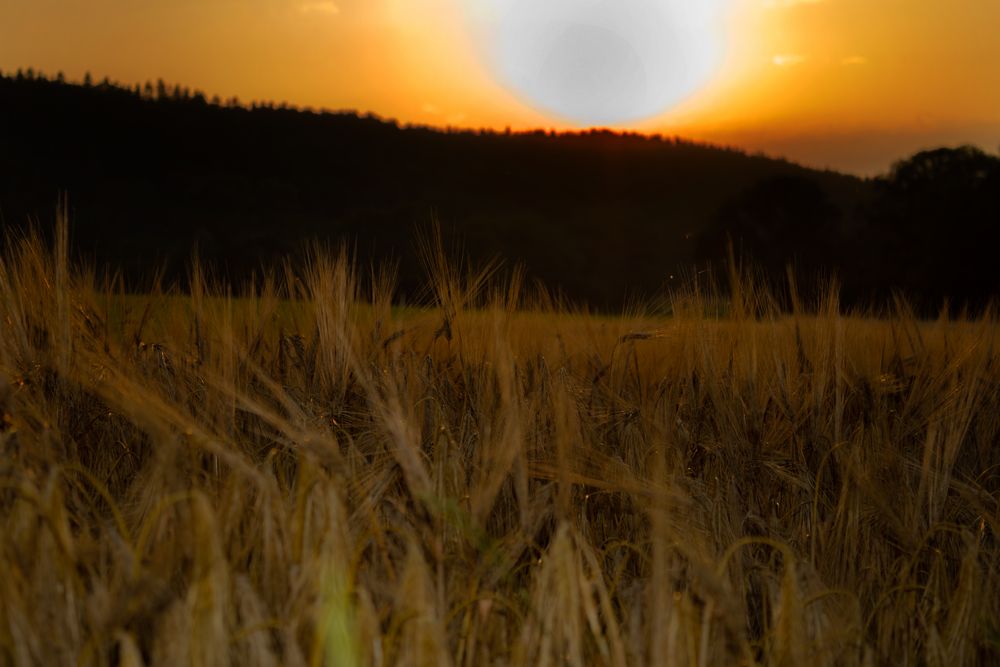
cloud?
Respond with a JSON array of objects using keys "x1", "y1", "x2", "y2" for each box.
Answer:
[
  {"x1": 841, "y1": 56, "x2": 868, "y2": 66},
  {"x1": 772, "y1": 54, "x2": 806, "y2": 67},
  {"x1": 299, "y1": 1, "x2": 340, "y2": 15},
  {"x1": 421, "y1": 103, "x2": 466, "y2": 126},
  {"x1": 763, "y1": 0, "x2": 823, "y2": 7}
]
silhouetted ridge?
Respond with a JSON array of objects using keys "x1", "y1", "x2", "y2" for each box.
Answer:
[{"x1": 2, "y1": 71, "x2": 996, "y2": 310}]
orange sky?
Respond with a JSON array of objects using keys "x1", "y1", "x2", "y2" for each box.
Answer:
[{"x1": 2, "y1": 0, "x2": 998, "y2": 174}]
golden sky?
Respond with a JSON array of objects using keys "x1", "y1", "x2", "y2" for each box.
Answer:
[{"x1": 2, "y1": 0, "x2": 998, "y2": 174}]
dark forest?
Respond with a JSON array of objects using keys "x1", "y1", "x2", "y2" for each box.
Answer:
[{"x1": 2, "y1": 71, "x2": 998, "y2": 310}]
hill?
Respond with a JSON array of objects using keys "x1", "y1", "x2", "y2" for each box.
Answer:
[{"x1": 0, "y1": 71, "x2": 866, "y2": 307}]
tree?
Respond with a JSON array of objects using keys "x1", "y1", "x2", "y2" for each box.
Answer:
[
  {"x1": 858, "y1": 146, "x2": 1000, "y2": 306},
  {"x1": 697, "y1": 175, "x2": 843, "y2": 282},
  {"x1": 84, "y1": 72, "x2": 93, "y2": 87}
]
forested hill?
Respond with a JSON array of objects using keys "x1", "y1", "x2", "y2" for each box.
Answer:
[
  {"x1": 8, "y1": 71, "x2": 995, "y2": 310},
  {"x1": 0, "y1": 72, "x2": 872, "y2": 305}
]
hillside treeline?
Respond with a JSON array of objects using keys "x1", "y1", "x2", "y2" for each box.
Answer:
[
  {"x1": 699, "y1": 147, "x2": 1000, "y2": 310},
  {"x1": 1, "y1": 70, "x2": 997, "y2": 310}
]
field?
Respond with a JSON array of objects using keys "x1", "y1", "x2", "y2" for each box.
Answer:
[{"x1": 1, "y1": 225, "x2": 998, "y2": 666}]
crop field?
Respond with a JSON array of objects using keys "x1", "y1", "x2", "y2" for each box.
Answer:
[{"x1": 0, "y1": 225, "x2": 998, "y2": 666}]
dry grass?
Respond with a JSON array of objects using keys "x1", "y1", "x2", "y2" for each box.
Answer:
[{"x1": 0, "y1": 221, "x2": 998, "y2": 666}]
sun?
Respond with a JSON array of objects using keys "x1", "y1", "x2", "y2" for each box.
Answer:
[{"x1": 466, "y1": 0, "x2": 730, "y2": 126}]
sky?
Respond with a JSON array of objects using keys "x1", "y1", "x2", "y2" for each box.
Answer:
[{"x1": 1, "y1": 0, "x2": 998, "y2": 175}]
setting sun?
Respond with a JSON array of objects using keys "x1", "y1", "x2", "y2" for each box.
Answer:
[{"x1": 465, "y1": 0, "x2": 729, "y2": 124}]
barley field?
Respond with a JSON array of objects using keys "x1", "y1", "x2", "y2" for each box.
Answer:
[{"x1": 1, "y1": 224, "x2": 998, "y2": 667}]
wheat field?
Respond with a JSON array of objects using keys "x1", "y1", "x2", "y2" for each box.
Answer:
[{"x1": 0, "y1": 223, "x2": 998, "y2": 667}]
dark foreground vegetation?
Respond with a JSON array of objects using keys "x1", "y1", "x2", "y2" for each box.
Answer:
[{"x1": 0, "y1": 223, "x2": 998, "y2": 666}]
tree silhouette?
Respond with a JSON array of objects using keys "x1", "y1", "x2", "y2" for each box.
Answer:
[
  {"x1": 697, "y1": 175, "x2": 844, "y2": 283},
  {"x1": 6, "y1": 71, "x2": 995, "y2": 310},
  {"x1": 854, "y1": 146, "x2": 1000, "y2": 308}
]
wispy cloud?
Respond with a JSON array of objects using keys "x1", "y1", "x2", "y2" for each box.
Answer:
[
  {"x1": 299, "y1": 1, "x2": 340, "y2": 16},
  {"x1": 763, "y1": 0, "x2": 824, "y2": 8},
  {"x1": 772, "y1": 54, "x2": 807, "y2": 67},
  {"x1": 841, "y1": 56, "x2": 868, "y2": 66},
  {"x1": 422, "y1": 103, "x2": 466, "y2": 126}
]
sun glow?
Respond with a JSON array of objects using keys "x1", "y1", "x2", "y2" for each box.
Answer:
[
  {"x1": 466, "y1": 0, "x2": 731, "y2": 125},
  {"x1": 3, "y1": 0, "x2": 998, "y2": 173}
]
